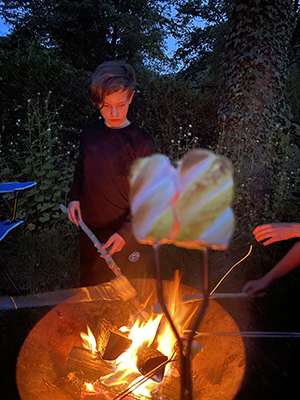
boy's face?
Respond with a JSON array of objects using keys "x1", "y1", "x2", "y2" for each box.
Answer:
[{"x1": 100, "y1": 89, "x2": 133, "y2": 128}]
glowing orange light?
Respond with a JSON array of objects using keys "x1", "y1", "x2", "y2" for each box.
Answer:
[
  {"x1": 84, "y1": 382, "x2": 96, "y2": 392},
  {"x1": 80, "y1": 271, "x2": 197, "y2": 398},
  {"x1": 80, "y1": 325, "x2": 97, "y2": 353}
]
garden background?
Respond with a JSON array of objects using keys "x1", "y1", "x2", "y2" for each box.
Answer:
[{"x1": 1, "y1": 1, "x2": 300, "y2": 399}]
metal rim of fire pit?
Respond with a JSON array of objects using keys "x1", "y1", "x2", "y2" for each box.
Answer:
[{"x1": 16, "y1": 278, "x2": 246, "y2": 400}]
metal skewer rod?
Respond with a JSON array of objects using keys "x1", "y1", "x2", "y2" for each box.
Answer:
[
  {"x1": 192, "y1": 331, "x2": 300, "y2": 338},
  {"x1": 112, "y1": 351, "x2": 176, "y2": 400},
  {"x1": 182, "y1": 291, "x2": 264, "y2": 303}
]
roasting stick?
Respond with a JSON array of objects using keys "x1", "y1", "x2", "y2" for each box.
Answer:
[
  {"x1": 0, "y1": 283, "x2": 144, "y2": 310},
  {"x1": 186, "y1": 330, "x2": 300, "y2": 339},
  {"x1": 0, "y1": 289, "x2": 263, "y2": 311},
  {"x1": 112, "y1": 351, "x2": 177, "y2": 400},
  {"x1": 210, "y1": 244, "x2": 253, "y2": 295},
  {"x1": 152, "y1": 245, "x2": 255, "y2": 313},
  {"x1": 181, "y1": 291, "x2": 264, "y2": 303},
  {"x1": 60, "y1": 205, "x2": 124, "y2": 280},
  {"x1": 60, "y1": 205, "x2": 149, "y2": 320},
  {"x1": 181, "y1": 245, "x2": 254, "y2": 304}
]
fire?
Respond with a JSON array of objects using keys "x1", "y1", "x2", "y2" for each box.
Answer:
[
  {"x1": 80, "y1": 325, "x2": 97, "y2": 353},
  {"x1": 81, "y1": 270, "x2": 196, "y2": 398},
  {"x1": 84, "y1": 382, "x2": 96, "y2": 392}
]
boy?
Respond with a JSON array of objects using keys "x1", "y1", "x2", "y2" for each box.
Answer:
[{"x1": 67, "y1": 61, "x2": 156, "y2": 286}]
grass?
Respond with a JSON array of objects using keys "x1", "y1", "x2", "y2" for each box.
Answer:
[{"x1": 0, "y1": 222, "x2": 80, "y2": 295}]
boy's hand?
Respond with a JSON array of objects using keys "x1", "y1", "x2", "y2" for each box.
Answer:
[
  {"x1": 102, "y1": 233, "x2": 125, "y2": 255},
  {"x1": 253, "y1": 223, "x2": 300, "y2": 245},
  {"x1": 67, "y1": 201, "x2": 82, "y2": 226}
]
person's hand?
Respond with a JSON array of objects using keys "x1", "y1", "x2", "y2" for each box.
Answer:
[
  {"x1": 242, "y1": 277, "x2": 268, "y2": 296},
  {"x1": 67, "y1": 201, "x2": 82, "y2": 226},
  {"x1": 253, "y1": 223, "x2": 300, "y2": 246},
  {"x1": 102, "y1": 233, "x2": 125, "y2": 256}
]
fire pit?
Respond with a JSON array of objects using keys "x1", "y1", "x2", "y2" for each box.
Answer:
[{"x1": 16, "y1": 278, "x2": 245, "y2": 399}]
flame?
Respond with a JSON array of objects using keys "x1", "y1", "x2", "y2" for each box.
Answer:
[
  {"x1": 83, "y1": 382, "x2": 97, "y2": 393},
  {"x1": 80, "y1": 271, "x2": 197, "y2": 398},
  {"x1": 80, "y1": 325, "x2": 97, "y2": 353}
]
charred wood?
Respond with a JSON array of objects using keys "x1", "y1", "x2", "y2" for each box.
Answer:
[
  {"x1": 95, "y1": 318, "x2": 132, "y2": 360},
  {"x1": 136, "y1": 344, "x2": 168, "y2": 382},
  {"x1": 58, "y1": 346, "x2": 111, "y2": 382}
]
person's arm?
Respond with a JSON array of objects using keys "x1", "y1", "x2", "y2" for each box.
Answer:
[
  {"x1": 243, "y1": 241, "x2": 300, "y2": 295},
  {"x1": 253, "y1": 223, "x2": 300, "y2": 245}
]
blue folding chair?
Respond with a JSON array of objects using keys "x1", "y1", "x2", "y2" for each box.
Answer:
[{"x1": 0, "y1": 181, "x2": 36, "y2": 294}]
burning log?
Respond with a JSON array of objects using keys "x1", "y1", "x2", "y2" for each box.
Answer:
[
  {"x1": 136, "y1": 344, "x2": 168, "y2": 382},
  {"x1": 59, "y1": 346, "x2": 111, "y2": 382},
  {"x1": 95, "y1": 318, "x2": 132, "y2": 360}
]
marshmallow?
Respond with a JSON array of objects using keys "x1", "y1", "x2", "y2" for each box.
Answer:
[
  {"x1": 129, "y1": 150, "x2": 235, "y2": 250},
  {"x1": 175, "y1": 149, "x2": 235, "y2": 249},
  {"x1": 129, "y1": 154, "x2": 178, "y2": 244}
]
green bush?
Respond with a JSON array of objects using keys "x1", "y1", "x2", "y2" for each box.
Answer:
[{"x1": 1, "y1": 92, "x2": 75, "y2": 228}]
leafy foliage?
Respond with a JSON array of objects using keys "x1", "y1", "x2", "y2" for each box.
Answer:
[
  {"x1": 215, "y1": 0, "x2": 300, "y2": 230},
  {"x1": 173, "y1": 0, "x2": 228, "y2": 78},
  {"x1": 1, "y1": 0, "x2": 300, "y2": 297},
  {"x1": 131, "y1": 70, "x2": 219, "y2": 157},
  {"x1": 0, "y1": 0, "x2": 174, "y2": 70},
  {"x1": 1, "y1": 92, "x2": 76, "y2": 227}
]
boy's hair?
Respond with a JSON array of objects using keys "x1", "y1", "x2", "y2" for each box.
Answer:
[{"x1": 89, "y1": 61, "x2": 136, "y2": 108}]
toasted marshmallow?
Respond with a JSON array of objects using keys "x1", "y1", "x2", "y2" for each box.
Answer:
[{"x1": 129, "y1": 154, "x2": 178, "y2": 244}]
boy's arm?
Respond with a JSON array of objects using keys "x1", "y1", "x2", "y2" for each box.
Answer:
[
  {"x1": 117, "y1": 215, "x2": 132, "y2": 242},
  {"x1": 243, "y1": 241, "x2": 300, "y2": 295},
  {"x1": 113, "y1": 133, "x2": 156, "y2": 244},
  {"x1": 106, "y1": 132, "x2": 156, "y2": 253}
]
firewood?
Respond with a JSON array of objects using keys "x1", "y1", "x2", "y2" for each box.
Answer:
[
  {"x1": 95, "y1": 318, "x2": 132, "y2": 360},
  {"x1": 58, "y1": 346, "x2": 111, "y2": 382},
  {"x1": 136, "y1": 344, "x2": 168, "y2": 382}
]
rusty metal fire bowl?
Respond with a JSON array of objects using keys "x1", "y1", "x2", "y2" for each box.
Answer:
[{"x1": 16, "y1": 278, "x2": 246, "y2": 400}]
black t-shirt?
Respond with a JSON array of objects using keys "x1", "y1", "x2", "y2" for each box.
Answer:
[{"x1": 69, "y1": 119, "x2": 156, "y2": 240}]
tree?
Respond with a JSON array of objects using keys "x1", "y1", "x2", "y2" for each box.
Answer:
[
  {"x1": 216, "y1": 0, "x2": 300, "y2": 226},
  {"x1": 173, "y1": 0, "x2": 228, "y2": 79},
  {"x1": 130, "y1": 69, "x2": 218, "y2": 155},
  {"x1": 0, "y1": 0, "x2": 173, "y2": 70}
]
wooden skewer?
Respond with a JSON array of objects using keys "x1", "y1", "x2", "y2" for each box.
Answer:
[
  {"x1": 192, "y1": 331, "x2": 300, "y2": 338},
  {"x1": 60, "y1": 204, "x2": 149, "y2": 320},
  {"x1": 153, "y1": 292, "x2": 264, "y2": 313},
  {"x1": 182, "y1": 292, "x2": 265, "y2": 302}
]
